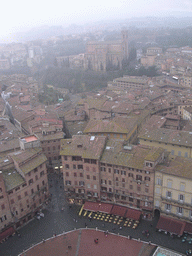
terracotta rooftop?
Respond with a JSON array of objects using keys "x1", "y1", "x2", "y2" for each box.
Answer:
[
  {"x1": 9, "y1": 148, "x2": 47, "y2": 174},
  {"x1": 24, "y1": 135, "x2": 38, "y2": 142},
  {"x1": 139, "y1": 127, "x2": 192, "y2": 147},
  {"x1": 155, "y1": 153, "x2": 192, "y2": 179},
  {"x1": 60, "y1": 135, "x2": 107, "y2": 160},
  {"x1": 0, "y1": 138, "x2": 20, "y2": 153},
  {"x1": 2, "y1": 167, "x2": 25, "y2": 191},
  {"x1": 83, "y1": 117, "x2": 138, "y2": 135},
  {"x1": 19, "y1": 229, "x2": 156, "y2": 256},
  {"x1": 101, "y1": 140, "x2": 164, "y2": 169},
  {"x1": 36, "y1": 131, "x2": 64, "y2": 141}
]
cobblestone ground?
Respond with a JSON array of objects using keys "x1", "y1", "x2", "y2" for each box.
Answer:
[{"x1": 0, "y1": 173, "x2": 191, "y2": 256}]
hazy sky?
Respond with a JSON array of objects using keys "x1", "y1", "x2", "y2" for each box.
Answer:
[{"x1": 1, "y1": 0, "x2": 192, "y2": 40}]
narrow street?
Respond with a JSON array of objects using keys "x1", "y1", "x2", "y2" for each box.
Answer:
[{"x1": 0, "y1": 173, "x2": 191, "y2": 256}]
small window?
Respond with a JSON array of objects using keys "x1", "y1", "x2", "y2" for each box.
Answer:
[
  {"x1": 157, "y1": 178, "x2": 162, "y2": 186},
  {"x1": 136, "y1": 175, "x2": 142, "y2": 181},
  {"x1": 165, "y1": 204, "x2": 171, "y2": 211},
  {"x1": 167, "y1": 180, "x2": 172, "y2": 188},
  {"x1": 114, "y1": 169, "x2": 119, "y2": 174},
  {"x1": 167, "y1": 191, "x2": 172, "y2": 198},
  {"x1": 101, "y1": 167, "x2": 106, "y2": 172},
  {"x1": 40, "y1": 171, "x2": 44, "y2": 177},
  {"x1": 180, "y1": 183, "x2": 185, "y2": 191},
  {"x1": 79, "y1": 181, "x2": 84, "y2": 186},
  {"x1": 178, "y1": 194, "x2": 184, "y2": 201},
  {"x1": 28, "y1": 179, "x2": 33, "y2": 185},
  {"x1": 178, "y1": 207, "x2": 183, "y2": 214},
  {"x1": 156, "y1": 187, "x2": 160, "y2": 194}
]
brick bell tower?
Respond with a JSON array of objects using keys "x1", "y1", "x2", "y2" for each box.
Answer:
[{"x1": 121, "y1": 30, "x2": 129, "y2": 60}]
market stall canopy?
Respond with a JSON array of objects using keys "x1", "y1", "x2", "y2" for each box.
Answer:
[
  {"x1": 156, "y1": 216, "x2": 185, "y2": 236},
  {"x1": 83, "y1": 201, "x2": 113, "y2": 214},
  {"x1": 0, "y1": 227, "x2": 15, "y2": 242}
]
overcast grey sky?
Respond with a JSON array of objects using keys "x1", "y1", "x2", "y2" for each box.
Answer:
[{"x1": 1, "y1": 0, "x2": 192, "y2": 41}]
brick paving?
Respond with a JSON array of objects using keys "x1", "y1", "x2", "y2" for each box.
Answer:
[
  {"x1": 19, "y1": 229, "x2": 155, "y2": 256},
  {"x1": 0, "y1": 173, "x2": 191, "y2": 256}
]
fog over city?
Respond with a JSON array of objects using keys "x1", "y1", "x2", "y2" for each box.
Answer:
[
  {"x1": 2, "y1": 1, "x2": 192, "y2": 256},
  {"x1": 1, "y1": 0, "x2": 192, "y2": 42}
]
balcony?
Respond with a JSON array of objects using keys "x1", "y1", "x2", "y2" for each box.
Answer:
[
  {"x1": 160, "y1": 209, "x2": 190, "y2": 220},
  {"x1": 101, "y1": 187, "x2": 107, "y2": 192},
  {"x1": 133, "y1": 178, "x2": 145, "y2": 184},
  {"x1": 161, "y1": 196, "x2": 192, "y2": 208}
]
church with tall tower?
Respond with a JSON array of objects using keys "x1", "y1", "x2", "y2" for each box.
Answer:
[{"x1": 84, "y1": 30, "x2": 129, "y2": 72}]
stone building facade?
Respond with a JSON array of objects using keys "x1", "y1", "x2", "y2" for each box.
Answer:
[
  {"x1": 0, "y1": 135, "x2": 49, "y2": 233},
  {"x1": 154, "y1": 154, "x2": 192, "y2": 223},
  {"x1": 84, "y1": 30, "x2": 129, "y2": 72},
  {"x1": 60, "y1": 135, "x2": 165, "y2": 218},
  {"x1": 60, "y1": 135, "x2": 107, "y2": 204}
]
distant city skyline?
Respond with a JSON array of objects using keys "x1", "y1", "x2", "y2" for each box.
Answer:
[{"x1": 1, "y1": 0, "x2": 192, "y2": 43}]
